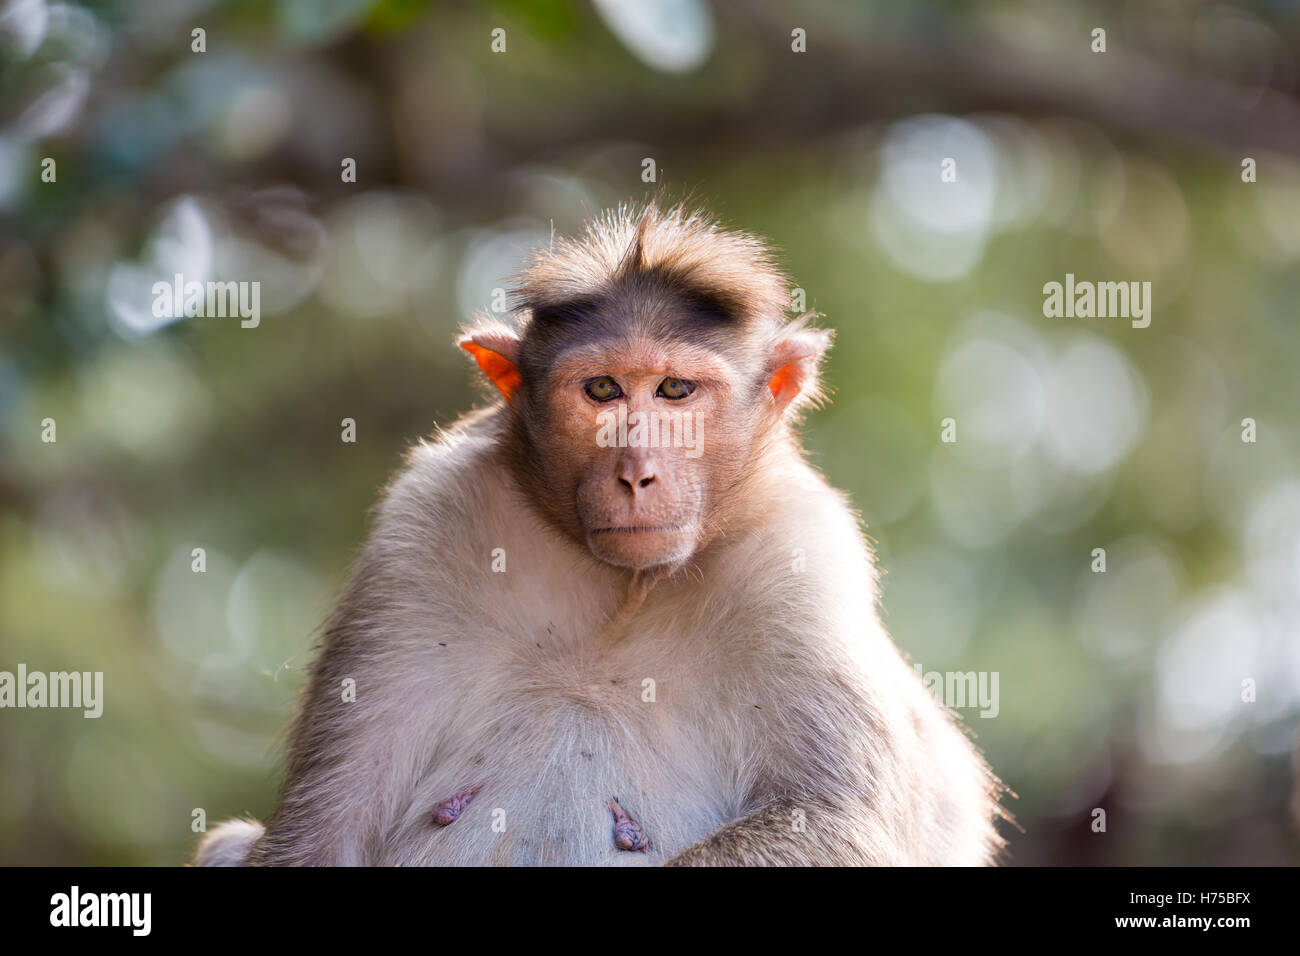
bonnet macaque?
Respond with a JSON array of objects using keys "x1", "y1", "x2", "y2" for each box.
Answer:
[{"x1": 196, "y1": 203, "x2": 1006, "y2": 866}]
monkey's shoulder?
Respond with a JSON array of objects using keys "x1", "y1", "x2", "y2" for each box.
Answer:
[
  {"x1": 362, "y1": 414, "x2": 545, "y2": 578},
  {"x1": 380, "y1": 412, "x2": 506, "y2": 525},
  {"x1": 342, "y1": 413, "x2": 615, "y2": 643},
  {"x1": 707, "y1": 464, "x2": 877, "y2": 606}
]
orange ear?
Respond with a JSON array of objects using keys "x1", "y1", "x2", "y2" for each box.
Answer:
[
  {"x1": 767, "y1": 363, "x2": 804, "y2": 405},
  {"x1": 766, "y1": 326, "x2": 832, "y2": 412},
  {"x1": 460, "y1": 340, "x2": 522, "y2": 400}
]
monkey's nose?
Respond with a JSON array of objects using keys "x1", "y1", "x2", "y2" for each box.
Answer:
[{"x1": 617, "y1": 459, "x2": 657, "y2": 494}]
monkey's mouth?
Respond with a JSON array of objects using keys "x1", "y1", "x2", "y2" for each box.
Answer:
[
  {"x1": 584, "y1": 522, "x2": 698, "y2": 571},
  {"x1": 591, "y1": 524, "x2": 686, "y2": 535}
]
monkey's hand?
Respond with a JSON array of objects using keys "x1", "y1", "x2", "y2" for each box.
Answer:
[{"x1": 664, "y1": 796, "x2": 879, "y2": 867}]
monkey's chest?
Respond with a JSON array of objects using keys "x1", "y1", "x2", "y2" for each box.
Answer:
[{"x1": 385, "y1": 689, "x2": 738, "y2": 866}]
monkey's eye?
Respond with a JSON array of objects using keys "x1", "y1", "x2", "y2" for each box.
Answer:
[
  {"x1": 584, "y1": 376, "x2": 623, "y2": 402},
  {"x1": 656, "y1": 377, "x2": 695, "y2": 400}
]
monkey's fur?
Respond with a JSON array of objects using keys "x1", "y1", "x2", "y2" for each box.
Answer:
[{"x1": 196, "y1": 204, "x2": 1006, "y2": 866}]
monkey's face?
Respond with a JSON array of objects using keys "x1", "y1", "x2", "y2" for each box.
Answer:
[
  {"x1": 459, "y1": 220, "x2": 833, "y2": 575},
  {"x1": 536, "y1": 336, "x2": 756, "y2": 572}
]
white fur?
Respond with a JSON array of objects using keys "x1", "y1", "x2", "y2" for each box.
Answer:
[
  {"x1": 227, "y1": 410, "x2": 1001, "y2": 866},
  {"x1": 195, "y1": 819, "x2": 265, "y2": 867}
]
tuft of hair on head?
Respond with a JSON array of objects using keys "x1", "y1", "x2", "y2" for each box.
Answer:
[
  {"x1": 514, "y1": 200, "x2": 791, "y2": 327},
  {"x1": 459, "y1": 201, "x2": 835, "y2": 417}
]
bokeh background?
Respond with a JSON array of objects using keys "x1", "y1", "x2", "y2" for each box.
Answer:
[{"x1": 2, "y1": 0, "x2": 1299, "y2": 866}]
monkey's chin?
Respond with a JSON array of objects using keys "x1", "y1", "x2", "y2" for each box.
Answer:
[{"x1": 585, "y1": 524, "x2": 698, "y2": 572}]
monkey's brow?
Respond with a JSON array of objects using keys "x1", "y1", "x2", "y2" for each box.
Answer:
[
  {"x1": 528, "y1": 296, "x2": 605, "y2": 324},
  {"x1": 550, "y1": 345, "x2": 734, "y2": 385}
]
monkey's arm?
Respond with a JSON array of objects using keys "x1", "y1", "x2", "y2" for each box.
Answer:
[
  {"x1": 193, "y1": 604, "x2": 391, "y2": 867},
  {"x1": 245, "y1": 623, "x2": 382, "y2": 865},
  {"x1": 664, "y1": 659, "x2": 1002, "y2": 867},
  {"x1": 243, "y1": 435, "x2": 507, "y2": 866},
  {"x1": 247, "y1": 554, "x2": 452, "y2": 866},
  {"x1": 664, "y1": 685, "x2": 907, "y2": 866},
  {"x1": 664, "y1": 795, "x2": 889, "y2": 866}
]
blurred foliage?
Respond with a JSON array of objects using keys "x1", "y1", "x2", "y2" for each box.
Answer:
[{"x1": 1, "y1": 0, "x2": 1299, "y2": 865}]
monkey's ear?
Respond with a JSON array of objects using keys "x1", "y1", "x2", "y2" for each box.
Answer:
[
  {"x1": 766, "y1": 324, "x2": 833, "y2": 413},
  {"x1": 458, "y1": 325, "x2": 523, "y2": 401}
]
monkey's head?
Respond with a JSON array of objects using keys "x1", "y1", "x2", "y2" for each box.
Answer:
[{"x1": 460, "y1": 203, "x2": 831, "y2": 573}]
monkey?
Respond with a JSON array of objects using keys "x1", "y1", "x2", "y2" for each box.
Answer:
[{"x1": 194, "y1": 201, "x2": 1006, "y2": 866}]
